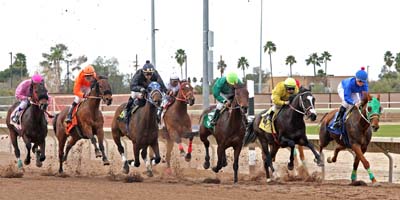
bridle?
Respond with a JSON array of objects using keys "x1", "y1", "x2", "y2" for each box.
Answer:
[
  {"x1": 30, "y1": 82, "x2": 49, "y2": 111},
  {"x1": 175, "y1": 81, "x2": 194, "y2": 104},
  {"x1": 146, "y1": 86, "x2": 162, "y2": 108},
  {"x1": 288, "y1": 91, "x2": 316, "y2": 117}
]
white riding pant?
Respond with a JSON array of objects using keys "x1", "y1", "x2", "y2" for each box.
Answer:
[
  {"x1": 337, "y1": 82, "x2": 361, "y2": 109},
  {"x1": 13, "y1": 98, "x2": 29, "y2": 113}
]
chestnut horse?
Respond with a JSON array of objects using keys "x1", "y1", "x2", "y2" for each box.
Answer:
[
  {"x1": 162, "y1": 79, "x2": 196, "y2": 168},
  {"x1": 53, "y1": 76, "x2": 113, "y2": 173},
  {"x1": 111, "y1": 81, "x2": 163, "y2": 176},
  {"x1": 244, "y1": 88, "x2": 322, "y2": 182},
  {"x1": 199, "y1": 84, "x2": 249, "y2": 183},
  {"x1": 6, "y1": 81, "x2": 49, "y2": 169},
  {"x1": 319, "y1": 92, "x2": 382, "y2": 184}
]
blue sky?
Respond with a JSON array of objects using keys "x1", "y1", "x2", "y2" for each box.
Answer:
[{"x1": 1, "y1": 0, "x2": 399, "y2": 81}]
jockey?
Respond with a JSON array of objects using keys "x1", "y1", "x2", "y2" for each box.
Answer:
[
  {"x1": 122, "y1": 60, "x2": 167, "y2": 122},
  {"x1": 264, "y1": 77, "x2": 299, "y2": 123},
  {"x1": 11, "y1": 73, "x2": 45, "y2": 123},
  {"x1": 161, "y1": 73, "x2": 180, "y2": 109},
  {"x1": 65, "y1": 65, "x2": 97, "y2": 123},
  {"x1": 210, "y1": 71, "x2": 241, "y2": 126},
  {"x1": 332, "y1": 67, "x2": 368, "y2": 129}
]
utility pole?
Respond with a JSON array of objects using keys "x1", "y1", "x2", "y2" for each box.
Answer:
[
  {"x1": 202, "y1": 0, "x2": 210, "y2": 109},
  {"x1": 9, "y1": 52, "x2": 12, "y2": 88},
  {"x1": 185, "y1": 54, "x2": 188, "y2": 79},
  {"x1": 66, "y1": 60, "x2": 70, "y2": 92},
  {"x1": 151, "y1": 0, "x2": 157, "y2": 68},
  {"x1": 258, "y1": 0, "x2": 263, "y2": 93}
]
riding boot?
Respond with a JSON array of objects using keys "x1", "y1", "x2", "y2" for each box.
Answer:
[
  {"x1": 332, "y1": 106, "x2": 346, "y2": 129},
  {"x1": 65, "y1": 102, "x2": 77, "y2": 123},
  {"x1": 11, "y1": 109, "x2": 22, "y2": 124},
  {"x1": 156, "y1": 107, "x2": 163, "y2": 124},
  {"x1": 210, "y1": 109, "x2": 221, "y2": 126},
  {"x1": 263, "y1": 110, "x2": 275, "y2": 124},
  {"x1": 123, "y1": 97, "x2": 135, "y2": 122}
]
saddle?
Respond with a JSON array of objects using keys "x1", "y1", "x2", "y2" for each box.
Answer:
[
  {"x1": 9, "y1": 108, "x2": 28, "y2": 131},
  {"x1": 202, "y1": 106, "x2": 228, "y2": 129},
  {"x1": 66, "y1": 102, "x2": 83, "y2": 135},
  {"x1": 327, "y1": 109, "x2": 354, "y2": 148}
]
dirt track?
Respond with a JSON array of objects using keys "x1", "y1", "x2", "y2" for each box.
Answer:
[{"x1": 1, "y1": 136, "x2": 400, "y2": 200}]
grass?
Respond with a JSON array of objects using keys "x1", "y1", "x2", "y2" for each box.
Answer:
[{"x1": 306, "y1": 124, "x2": 400, "y2": 137}]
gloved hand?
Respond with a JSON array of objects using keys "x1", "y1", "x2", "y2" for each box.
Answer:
[
  {"x1": 354, "y1": 102, "x2": 361, "y2": 107},
  {"x1": 167, "y1": 90, "x2": 174, "y2": 96},
  {"x1": 140, "y1": 88, "x2": 146, "y2": 93},
  {"x1": 83, "y1": 91, "x2": 90, "y2": 98},
  {"x1": 284, "y1": 101, "x2": 290, "y2": 105},
  {"x1": 138, "y1": 93, "x2": 144, "y2": 99},
  {"x1": 224, "y1": 100, "x2": 231, "y2": 107}
]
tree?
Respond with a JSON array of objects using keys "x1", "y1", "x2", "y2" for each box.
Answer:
[
  {"x1": 264, "y1": 41, "x2": 276, "y2": 88},
  {"x1": 192, "y1": 77, "x2": 198, "y2": 85},
  {"x1": 175, "y1": 49, "x2": 186, "y2": 79},
  {"x1": 393, "y1": 52, "x2": 400, "y2": 73},
  {"x1": 384, "y1": 51, "x2": 394, "y2": 69},
  {"x1": 285, "y1": 55, "x2": 296, "y2": 77},
  {"x1": 320, "y1": 51, "x2": 332, "y2": 76},
  {"x1": 40, "y1": 43, "x2": 71, "y2": 92},
  {"x1": 217, "y1": 56, "x2": 227, "y2": 77},
  {"x1": 92, "y1": 56, "x2": 129, "y2": 94},
  {"x1": 13, "y1": 53, "x2": 28, "y2": 80},
  {"x1": 305, "y1": 53, "x2": 322, "y2": 76},
  {"x1": 237, "y1": 57, "x2": 249, "y2": 82}
]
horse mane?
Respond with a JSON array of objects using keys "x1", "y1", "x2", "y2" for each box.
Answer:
[
  {"x1": 360, "y1": 91, "x2": 370, "y2": 107},
  {"x1": 96, "y1": 75, "x2": 108, "y2": 80}
]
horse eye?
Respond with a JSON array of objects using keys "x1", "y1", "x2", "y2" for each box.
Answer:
[{"x1": 367, "y1": 106, "x2": 372, "y2": 112}]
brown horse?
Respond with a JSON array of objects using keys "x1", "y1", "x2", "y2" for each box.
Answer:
[
  {"x1": 111, "y1": 81, "x2": 163, "y2": 175},
  {"x1": 6, "y1": 81, "x2": 49, "y2": 169},
  {"x1": 53, "y1": 76, "x2": 113, "y2": 173},
  {"x1": 319, "y1": 92, "x2": 382, "y2": 184},
  {"x1": 162, "y1": 79, "x2": 196, "y2": 168},
  {"x1": 199, "y1": 84, "x2": 249, "y2": 183}
]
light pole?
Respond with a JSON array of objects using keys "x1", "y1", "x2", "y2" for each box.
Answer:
[
  {"x1": 184, "y1": 54, "x2": 188, "y2": 79},
  {"x1": 258, "y1": 0, "x2": 263, "y2": 93},
  {"x1": 66, "y1": 60, "x2": 70, "y2": 92},
  {"x1": 151, "y1": 0, "x2": 157, "y2": 68},
  {"x1": 9, "y1": 52, "x2": 12, "y2": 88},
  {"x1": 202, "y1": 0, "x2": 210, "y2": 109}
]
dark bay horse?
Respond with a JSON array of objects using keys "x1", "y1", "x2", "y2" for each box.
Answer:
[
  {"x1": 162, "y1": 79, "x2": 196, "y2": 168},
  {"x1": 111, "y1": 82, "x2": 163, "y2": 175},
  {"x1": 6, "y1": 81, "x2": 49, "y2": 169},
  {"x1": 319, "y1": 92, "x2": 381, "y2": 184},
  {"x1": 244, "y1": 89, "x2": 322, "y2": 182},
  {"x1": 53, "y1": 76, "x2": 113, "y2": 173},
  {"x1": 199, "y1": 84, "x2": 249, "y2": 183}
]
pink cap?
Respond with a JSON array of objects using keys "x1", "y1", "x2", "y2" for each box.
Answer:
[{"x1": 31, "y1": 74, "x2": 43, "y2": 83}]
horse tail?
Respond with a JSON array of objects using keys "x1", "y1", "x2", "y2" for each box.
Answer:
[
  {"x1": 52, "y1": 113, "x2": 59, "y2": 133},
  {"x1": 243, "y1": 119, "x2": 257, "y2": 146}
]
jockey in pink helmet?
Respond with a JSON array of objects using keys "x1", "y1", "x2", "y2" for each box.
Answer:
[{"x1": 11, "y1": 73, "x2": 44, "y2": 124}]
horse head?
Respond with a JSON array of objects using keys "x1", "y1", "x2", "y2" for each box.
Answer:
[
  {"x1": 361, "y1": 92, "x2": 382, "y2": 132},
  {"x1": 178, "y1": 78, "x2": 195, "y2": 106},
  {"x1": 291, "y1": 88, "x2": 317, "y2": 121},
  {"x1": 147, "y1": 81, "x2": 163, "y2": 107},
  {"x1": 90, "y1": 76, "x2": 113, "y2": 105},
  {"x1": 233, "y1": 84, "x2": 249, "y2": 114},
  {"x1": 31, "y1": 81, "x2": 49, "y2": 111}
]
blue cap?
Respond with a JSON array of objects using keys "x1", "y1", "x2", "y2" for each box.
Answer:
[{"x1": 355, "y1": 69, "x2": 368, "y2": 83}]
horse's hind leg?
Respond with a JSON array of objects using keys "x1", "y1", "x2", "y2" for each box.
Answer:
[
  {"x1": 9, "y1": 129, "x2": 22, "y2": 168},
  {"x1": 63, "y1": 136, "x2": 79, "y2": 162},
  {"x1": 200, "y1": 128, "x2": 211, "y2": 169},
  {"x1": 57, "y1": 134, "x2": 68, "y2": 173},
  {"x1": 96, "y1": 130, "x2": 110, "y2": 165},
  {"x1": 351, "y1": 144, "x2": 377, "y2": 183},
  {"x1": 112, "y1": 130, "x2": 128, "y2": 173},
  {"x1": 259, "y1": 134, "x2": 274, "y2": 182},
  {"x1": 327, "y1": 144, "x2": 345, "y2": 163},
  {"x1": 165, "y1": 139, "x2": 174, "y2": 168},
  {"x1": 184, "y1": 138, "x2": 193, "y2": 162}
]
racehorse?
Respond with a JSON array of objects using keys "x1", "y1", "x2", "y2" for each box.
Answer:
[
  {"x1": 53, "y1": 76, "x2": 113, "y2": 173},
  {"x1": 111, "y1": 82, "x2": 163, "y2": 176},
  {"x1": 319, "y1": 92, "x2": 381, "y2": 184},
  {"x1": 244, "y1": 88, "x2": 322, "y2": 182},
  {"x1": 6, "y1": 81, "x2": 49, "y2": 169},
  {"x1": 199, "y1": 84, "x2": 249, "y2": 183},
  {"x1": 162, "y1": 79, "x2": 196, "y2": 168}
]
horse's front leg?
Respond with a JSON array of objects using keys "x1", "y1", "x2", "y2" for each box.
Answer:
[
  {"x1": 90, "y1": 136, "x2": 102, "y2": 158},
  {"x1": 280, "y1": 136, "x2": 295, "y2": 170},
  {"x1": 304, "y1": 140, "x2": 323, "y2": 166},
  {"x1": 212, "y1": 145, "x2": 224, "y2": 173},
  {"x1": 23, "y1": 137, "x2": 32, "y2": 165},
  {"x1": 132, "y1": 142, "x2": 141, "y2": 167},
  {"x1": 232, "y1": 145, "x2": 242, "y2": 183},
  {"x1": 39, "y1": 140, "x2": 46, "y2": 162},
  {"x1": 96, "y1": 128, "x2": 110, "y2": 165},
  {"x1": 351, "y1": 144, "x2": 377, "y2": 183}
]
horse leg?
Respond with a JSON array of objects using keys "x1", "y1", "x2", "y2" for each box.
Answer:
[
  {"x1": 185, "y1": 138, "x2": 193, "y2": 162},
  {"x1": 39, "y1": 141, "x2": 46, "y2": 162},
  {"x1": 90, "y1": 136, "x2": 102, "y2": 158},
  {"x1": 200, "y1": 131, "x2": 211, "y2": 169},
  {"x1": 96, "y1": 130, "x2": 110, "y2": 165},
  {"x1": 351, "y1": 144, "x2": 377, "y2": 183},
  {"x1": 304, "y1": 140, "x2": 323, "y2": 166},
  {"x1": 33, "y1": 144, "x2": 42, "y2": 167},
  {"x1": 112, "y1": 130, "x2": 129, "y2": 173},
  {"x1": 132, "y1": 143, "x2": 141, "y2": 167},
  {"x1": 150, "y1": 141, "x2": 161, "y2": 165},
  {"x1": 280, "y1": 137, "x2": 295, "y2": 170},
  {"x1": 232, "y1": 145, "x2": 242, "y2": 183},
  {"x1": 212, "y1": 145, "x2": 224, "y2": 173},
  {"x1": 165, "y1": 139, "x2": 174, "y2": 168},
  {"x1": 351, "y1": 155, "x2": 361, "y2": 182},
  {"x1": 327, "y1": 144, "x2": 345, "y2": 163},
  {"x1": 63, "y1": 136, "x2": 79, "y2": 162},
  {"x1": 9, "y1": 130, "x2": 22, "y2": 168},
  {"x1": 259, "y1": 134, "x2": 274, "y2": 182},
  {"x1": 270, "y1": 142, "x2": 280, "y2": 162},
  {"x1": 23, "y1": 137, "x2": 32, "y2": 165},
  {"x1": 58, "y1": 134, "x2": 68, "y2": 173}
]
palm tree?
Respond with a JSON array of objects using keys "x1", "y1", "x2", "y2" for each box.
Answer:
[
  {"x1": 384, "y1": 51, "x2": 394, "y2": 69},
  {"x1": 395, "y1": 53, "x2": 400, "y2": 73},
  {"x1": 285, "y1": 55, "x2": 296, "y2": 77},
  {"x1": 320, "y1": 51, "x2": 332, "y2": 76},
  {"x1": 175, "y1": 49, "x2": 186, "y2": 79},
  {"x1": 237, "y1": 57, "x2": 249, "y2": 82},
  {"x1": 264, "y1": 41, "x2": 276, "y2": 88},
  {"x1": 305, "y1": 53, "x2": 322, "y2": 76},
  {"x1": 217, "y1": 55, "x2": 227, "y2": 77},
  {"x1": 41, "y1": 43, "x2": 71, "y2": 92}
]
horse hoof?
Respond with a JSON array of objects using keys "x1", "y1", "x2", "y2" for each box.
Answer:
[
  {"x1": 212, "y1": 166, "x2": 219, "y2": 173},
  {"x1": 134, "y1": 162, "x2": 140, "y2": 168},
  {"x1": 222, "y1": 161, "x2": 228, "y2": 167},
  {"x1": 203, "y1": 162, "x2": 210, "y2": 169},
  {"x1": 24, "y1": 159, "x2": 31, "y2": 165},
  {"x1": 40, "y1": 156, "x2": 46, "y2": 162},
  {"x1": 154, "y1": 157, "x2": 161, "y2": 165},
  {"x1": 95, "y1": 150, "x2": 102, "y2": 158},
  {"x1": 185, "y1": 153, "x2": 192, "y2": 162},
  {"x1": 36, "y1": 161, "x2": 43, "y2": 168},
  {"x1": 287, "y1": 163, "x2": 294, "y2": 171},
  {"x1": 327, "y1": 157, "x2": 333, "y2": 163},
  {"x1": 123, "y1": 162, "x2": 129, "y2": 174},
  {"x1": 103, "y1": 160, "x2": 110, "y2": 166},
  {"x1": 147, "y1": 170, "x2": 154, "y2": 177},
  {"x1": 180, "y1": 150, "x2": 186, "y2": 157},
  {"x1": 17, "y1": 160, "x2": 23, "y2": 169}
]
